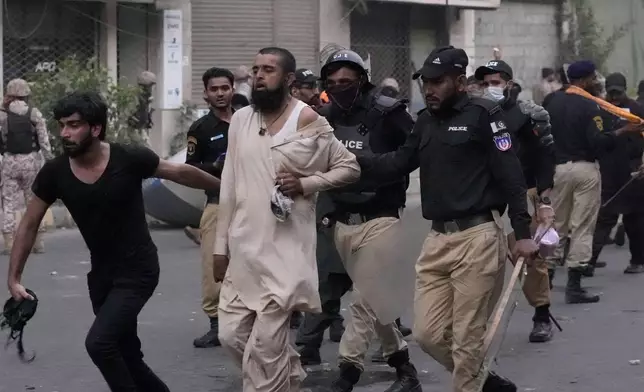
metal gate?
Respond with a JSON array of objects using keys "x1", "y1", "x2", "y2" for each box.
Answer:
[
  {"x1": 350, "y1": 1, "x2": 411, "y2": 97},
  {"x1": 3, "y1": 0, "x2": 100, "y2": 84}
]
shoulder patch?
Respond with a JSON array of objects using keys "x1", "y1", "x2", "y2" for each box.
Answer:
[
  {"x1": 493, "y1": 132, "x2": 512, "y2": 151},
  {"x1": 593, "y1": 115, "x2": 604, "y2": 132},
  {"x1": 490, "y1": 120, "x2": 507, "y2": 134}
]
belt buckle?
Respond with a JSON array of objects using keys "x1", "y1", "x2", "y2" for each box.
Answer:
[{"x1": 444, "y1": 221, "x2": 460, "y2": 234}]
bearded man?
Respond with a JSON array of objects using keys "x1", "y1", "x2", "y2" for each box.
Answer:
[{"x1": 213, "y1": 47, "x2": 361, "y2": 392}]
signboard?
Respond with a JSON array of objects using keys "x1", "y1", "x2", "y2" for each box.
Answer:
[
  {"x1": 162, "y1": 10, "x2": 183, "y2": 109},
  {"x1": 369, "y1": 0, "x2": 500, "y2": 9}
]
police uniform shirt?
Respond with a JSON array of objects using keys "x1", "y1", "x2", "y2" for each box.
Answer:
[
  {"x1": 598, "y1": 99, "x2": 644, "y2": 205},
  {"x1": 319, "y1": 88, "x2": 414, "y2": 214},
  {"x1": 185, "y1": 109, "x2": 232, "y2": 199},
  {"x1": 502, "y1": 99, "x2": 555, "y2": 193},
  {"x1": 544, "y1": 90, "x2": 617, "y2": 163},
  {"x1": 358, "y1": 93, "x2": 532, "y2": 240}
]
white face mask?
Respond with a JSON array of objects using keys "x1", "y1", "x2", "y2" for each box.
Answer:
[{"x1": 485, "y1": 86, "x2": 505, "y2": 102}]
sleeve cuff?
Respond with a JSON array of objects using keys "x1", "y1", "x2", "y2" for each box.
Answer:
[
  {"x1": 213, "y1": 238, "x2": 228, "y2": 256},
  {"x1": 513, "y1": 222, "x2": 532, "y2": 241},
  {"x1": 299, "y1": 176, "x2": 319, "y2": 197}
]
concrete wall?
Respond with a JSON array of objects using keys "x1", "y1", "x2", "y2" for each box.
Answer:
[{"x1": 472, "y1": 0, "x2": 559, "y2": 100}]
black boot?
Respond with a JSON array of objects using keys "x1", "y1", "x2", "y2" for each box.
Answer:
[
  {"x1": 482, "y1": 371, "x2": 517, "y2": 392},
  {"x1": 624, "y1": 263, "x2": 644, "y2": 274},
  {"x1": 193, "y1": 317, "x2": 221, "y2": 348},
  {"x1": 547, "y1": 268, "x2": 555, "y2": 290},
  {"x1": 529, "y1": 305, "x2": 553, "y2": 343},
  {"x1": 565, "y1": 268, "x2": 600, "y2": 304},
  {"x1": 384, "y1": 350, "x2": 422, "y2": 392},
  {"x1": 395, "y1": 318, "x2": 412, "y2": 337},
  {"x1": 290, "y1": 311, "x2": 303, "y2": 329},
  {"x1": 298, "y1": 345, "x2": 322, "y2": 365},
  {"x1": 329, "y1": 318, "x2": 344, "y2": 343},
  {"x1": 331, "y1": 363, "x2": 361, "y2": 392}
]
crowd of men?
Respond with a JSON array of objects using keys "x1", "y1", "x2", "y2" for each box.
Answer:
[{"x1": 5, "y1": 42, "x2": 644, "y2": 392}]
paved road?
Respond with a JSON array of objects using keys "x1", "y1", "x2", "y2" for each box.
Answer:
[{"x1": 1, "y1": 205, "x2": 643, "y2": 392}]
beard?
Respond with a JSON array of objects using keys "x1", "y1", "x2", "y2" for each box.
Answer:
[
  {"x1": 62, "y1": 130, "x2": 94, "y2": 158},
  {"x1": 252, "y1": 83, "x2": 288, "y2": 112}
]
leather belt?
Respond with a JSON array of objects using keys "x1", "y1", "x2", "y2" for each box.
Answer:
[
  {"x1": 432, "y1": 212, "x2": 494, "y2": 234},
  {"x1": 320, "y1": 209, "x2": 400, "y2": 228}
]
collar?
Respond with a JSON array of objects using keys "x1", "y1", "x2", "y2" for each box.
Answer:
[{"x1": 208, "y1": 107, "x2": 235, "y2": 125}]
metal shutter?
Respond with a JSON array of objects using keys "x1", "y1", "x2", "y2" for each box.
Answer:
[
  {"x1": 190, "y1": 0, "x2": 273, "y2": 104},
  {"x1": 273, "y1": 0, "x2": 319, "y2": 72}
]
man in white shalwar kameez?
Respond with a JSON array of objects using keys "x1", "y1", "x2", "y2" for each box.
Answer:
[{"x1": 213, "y1": 47, "x2": 361, "y2": 392}]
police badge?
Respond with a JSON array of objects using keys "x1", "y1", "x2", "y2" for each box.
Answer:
[{"x1": 493, "y1": 132, "x2": 512, "y2": 151}]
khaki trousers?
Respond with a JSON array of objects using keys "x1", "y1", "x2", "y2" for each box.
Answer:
[
  {"x1": 504, "y1": 189, "x2": 551, "y2": 308},
  {"x1": 218, "y1": 278, "x2": 305, "y2": 392},
  {"x1": 200, "y1": 203, "x2": 221, "y2": 318},
  {"x1": 413, "y1": 218, "x2": 506, "y2": 392},
  {"x1": 334, "y1": 217, "x2": 407, "y2": 370},
  {"x1": 546, "y1": 161, "x2": 601, "y2": 268}
]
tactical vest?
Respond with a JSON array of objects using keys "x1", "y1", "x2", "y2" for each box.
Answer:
[
  {"x1": 3, "y1": 108, "x2": 40, "y2": 154},
  {"x1": 326, "y1": 93, "x2": 408, "y2": 206}
]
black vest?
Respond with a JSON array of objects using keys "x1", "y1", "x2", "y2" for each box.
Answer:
[
  {"x1": 3, "y1": 107, "x2": 40, "y2": 154},
  {"x1": 324, "y1": 93, "x2": 407, "y2": 206}
]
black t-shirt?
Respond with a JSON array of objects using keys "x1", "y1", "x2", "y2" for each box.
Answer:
[{"x1": 32, "y1": 143, "x2": 160, "y2": 274}]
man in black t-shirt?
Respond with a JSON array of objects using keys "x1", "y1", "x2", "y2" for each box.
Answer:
[{"x1": 6, "y1": 92, "x2": 221, "y2": 392}]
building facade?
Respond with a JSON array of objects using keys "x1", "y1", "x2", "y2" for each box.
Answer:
[{"x1": 1, "y1": 0, "x2": 562, "y2": 158}]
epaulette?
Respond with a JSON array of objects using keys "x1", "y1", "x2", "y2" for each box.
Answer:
[
  {"x1": 358, "y1": 93, "x2": 408, "y2": 136},
  {"x1": 470, "y1": 97, "x2": 503, "y2": 116}
]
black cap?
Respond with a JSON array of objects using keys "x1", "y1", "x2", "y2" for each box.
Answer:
[
  {"x1": 412, "y1": 46, "x2": 468, "y2": 80},
  {"x1": 474, "y1": 60, "x2": 513, "y2": 80},
  {"x1": 294, "y1": 68, "x2": 318, "y2": 85},
  {"x1": 605, "y1": 72, "x2": 627, "y2": 92}
]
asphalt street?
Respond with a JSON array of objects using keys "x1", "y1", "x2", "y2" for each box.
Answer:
[{"x1": 1, "y1": 203, "x2": 643, "y2": 392}]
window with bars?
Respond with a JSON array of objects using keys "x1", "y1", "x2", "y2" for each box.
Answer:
[{"x1": 3, "y1": 0, "x2": 100, "y2": 85}]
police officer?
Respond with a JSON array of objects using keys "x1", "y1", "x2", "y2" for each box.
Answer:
[
  {"x1": 475, "y1": 59, "x2": 556, "y2": 343},
  {"x1": 591, "y1": 72, "x2": 644, "y2": 275},
  {"x1": 185, "y1": 67, "x2": 234, "y2": 348},
  {"x1": 358, "y1": 46, "x2": 538, "y2": 392},
  {"x1": 291, "y1": 68, "x2": 322, "y2": 109},
  {"x1": 0, "y1": 78, "x2": 52, "y2": 255},
  {"x1": 306, "y1": 49, "x2": 421, "y2": 392},
  {"x1": 543, "y1": 61, "x2": 644, "y2": 304}
]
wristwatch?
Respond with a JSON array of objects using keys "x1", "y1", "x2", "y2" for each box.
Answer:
[{"x1": 538, "y1": 195, "x2": 552, "y2": 205}]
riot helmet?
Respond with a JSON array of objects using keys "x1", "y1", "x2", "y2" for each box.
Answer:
[{"x1": 320, "y1": 49, "x2": 368, "y2": 81}]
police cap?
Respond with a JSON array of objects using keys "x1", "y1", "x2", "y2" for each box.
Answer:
[
  {"x1": 294, "y1": 68, "x2": 318, "y2": 86},
  {"x1": 474, "y1": 59, "x2": 514, "y2": 80},
  {"x1": 6, "y1": 79, "x2": 31, "y2": 97},
  {"x1": 566, "y1": 60, "x2": 596, "y2": 81},
  {"x1": 412, "y1": 46, "x2": 468, "y2": 80},
  {"x1": 605, "y1": 72, "x2": 627, "y2": 93},
  {"x1": 320, "y1": 49, "x2": 367, "y2": 80}
]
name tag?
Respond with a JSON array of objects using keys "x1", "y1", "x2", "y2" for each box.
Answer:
[
  {"x1": 211, "y1": 134, "x2": 224, "y2": 141},
  {"x1": 340, "y1": 140, "x2": 364, "y2": 149}
]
